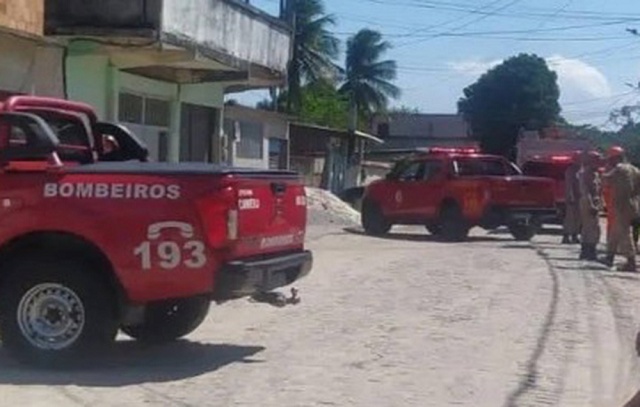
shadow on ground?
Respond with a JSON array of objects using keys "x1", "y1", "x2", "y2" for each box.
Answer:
[
  {"x1": 0, "y1": 340, "x2": 265, "y2": 387},
  {"x1": 602, "y1": 272, "x2": 640, "y2": 282},
  {"x1": 343, "y1": 227, "x2": 506, "y2": 243},
  {"x1": 488, "y1": 226, "x2": 564, "y2": 237}
]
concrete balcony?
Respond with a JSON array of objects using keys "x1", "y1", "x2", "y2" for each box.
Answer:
[{"x1": 44, "y1": 0, "x2": 291, "y2": 89}]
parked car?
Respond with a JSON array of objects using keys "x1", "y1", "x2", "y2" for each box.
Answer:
[{"x1": 361, "y1": 147, "x2": 556, "y2": 241}]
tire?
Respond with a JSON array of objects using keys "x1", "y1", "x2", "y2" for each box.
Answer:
[
  {"x1": 362, "y1": 201, "x2": 391, "y2": 236},
  {"x1": 425, "y1": 224, "x2": 442, "y2": 236},
  {"x1": 508, "y1": 223, "x2": 536, "y2": 241},
  {"x1": 121, "y1": 296, "x2": 210, "y2": 343},
  {"x1": 439, "y1": 205, "x2": 469, "y2": 242},
  {"x1": 0, "y1": 258, "x2": 117, "y2": 367}
]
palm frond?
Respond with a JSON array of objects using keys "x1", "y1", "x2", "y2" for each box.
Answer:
[{"x1": 342, "y1": 28, "x2": 400, "y2": 121}]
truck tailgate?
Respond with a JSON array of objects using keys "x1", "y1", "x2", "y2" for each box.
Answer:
[
  {"x1": 230, "y1": 176, "x2": 307, "y2": 258},
  {"x1": 489, "y1": 176, "x2": 556, "y2": 207}
]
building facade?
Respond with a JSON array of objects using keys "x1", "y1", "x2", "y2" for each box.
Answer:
[
  {"x1": 44, "y1": 0, "x2": 292, "y2": 163},
  {"x1": 371, "y1": 113, "x2": 475, "y2": 150},
  {"x1": 0, "y1": 0, "x2": 64, "y2": 98},
  {"x1": 223, "y1": 104, "x2": 291, "y2": 170}
]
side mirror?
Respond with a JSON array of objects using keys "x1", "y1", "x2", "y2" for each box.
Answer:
[
  {"x1": 95, "y1": 122, "x2": 149, "y2": 162},
  {"x1": 0, "y1": 112, "x2": 60, "y2": 163}
]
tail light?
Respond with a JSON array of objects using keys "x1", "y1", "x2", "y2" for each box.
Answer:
[{"x1": 196, "y1": 183, "x2": 237, "y2": 248}]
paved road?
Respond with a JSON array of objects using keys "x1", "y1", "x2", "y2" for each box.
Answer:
[{"x1": 1, "y1": 226, "x2": 640, "y2": 406}]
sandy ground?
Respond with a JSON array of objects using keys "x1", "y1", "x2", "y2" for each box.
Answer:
[{"x1": 1, "y1": 225, "x2": 640, "y2": 406}]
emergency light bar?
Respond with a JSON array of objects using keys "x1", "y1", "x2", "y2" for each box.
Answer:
[
  {"x1": 550, "y1": 156, "x2": 572, "y2": 162},
  {"x1": 425, "y1": 147, "x2": 480, "y2": 154}
]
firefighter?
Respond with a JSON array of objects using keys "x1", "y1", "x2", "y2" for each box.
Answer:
[
  {"x1": 562, "y1": 152, "x2": 582, "y2": 244},
  {"x1": 602, "y1": 146, "x2": 640, "y2": 271},
  {"x1": 603, "y1": 162, "x2": 616, "y2": 247},
  {"x1": 578, "y1": 151, "x2": 602, "y2": 261}
]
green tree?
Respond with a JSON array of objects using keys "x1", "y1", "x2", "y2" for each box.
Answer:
[
  {"x1": 389, "y1": 105, "x2": 421, "y2": 114},
  {"x1": 299, "y1": 80, "x2": 350, "y2": 129},
  {"x1": 458, "y1": 53, "x2": 561, "y2": 158},
  {"x1": 284, "y1": 0, "x2": 340, "y2": 113},
  {"x1": 340, "y1": 29, "x2": 400, "y2": 130}
]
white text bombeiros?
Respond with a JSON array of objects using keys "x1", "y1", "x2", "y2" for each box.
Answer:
[{"x1": 43, "y1": 183, "x2": 181, "y2": 200}]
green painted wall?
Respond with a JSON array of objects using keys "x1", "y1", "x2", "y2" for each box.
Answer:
[
  {"x1": 65, "y1": 54, "x2": 110, "y2": 120},
  {"x1": 64, "y1": 51, "x2": 225, "y2": 163}
]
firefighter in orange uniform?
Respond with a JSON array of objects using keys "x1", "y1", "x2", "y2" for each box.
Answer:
[
  {"x1": 603, "y1": 158, "x2": 616, "y2": 245},
  {"x1": 562, "y1": 152, "x2": 582, "y2": 244},
  {"x1": 577, "y1": 151, "x2": 603, "y2": 261},
  {"x1": 602, "y1": 146, "x2": 640, "y2": 271}
]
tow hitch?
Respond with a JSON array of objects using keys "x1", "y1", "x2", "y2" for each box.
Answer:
[
  {"x1": 511, "y1": 213, "x2": 532, "y2": 226},
  {"x1": 250, "y1": 287, "x2": 301, "y2": 307}
]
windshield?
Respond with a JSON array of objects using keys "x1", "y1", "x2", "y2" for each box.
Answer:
[{"x1": 455, "y1": 157, "x2": 510, "y2": 176}]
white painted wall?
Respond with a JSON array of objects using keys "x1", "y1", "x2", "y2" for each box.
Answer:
[
  {"x1": 0, "y1": 34, "x2": 64, "y2": 98},
  {"x1": 162, "y1": 0, "x2": 290, "y2": 74}
]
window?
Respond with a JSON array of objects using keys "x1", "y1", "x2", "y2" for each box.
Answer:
[
  {"x1": 521, "y1": 162, "x2": 569, "y2": 180},
  {"x1": 398, "y1": 161, "x2": 424, "y2": 181},
  {"x1": 144, "y1": 98, "x2": 171, "y2": 127},
  {"x1": 119, "y1": 92, "x2": 171, "y2": 128},
  {"x1": 422, "y1": 160, "x2": 443, "y2": 180},
  {"x1": 456, "y1": 158, "x2": 507, "y2": 176},
  {"x1": 118, "y1": 93, "x2": 143, "y2": 124},
  {"x1": 237, "y1": 120, "x2": 264, "y2": 159}
]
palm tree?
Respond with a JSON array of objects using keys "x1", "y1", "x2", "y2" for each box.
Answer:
[
  {"x1": 284, "y1": 0, "x2": 340, "y2": 113},
  {"x1": 340, "y1": 29, "x2": 400, "y2": 130}
]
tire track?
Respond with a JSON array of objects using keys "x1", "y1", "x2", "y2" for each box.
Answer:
[
  {"x1": 503, "y1": 244, "x2": 562, "y2": 407},
  {"x1": 594, "y1": 272, "x2": 638, "y2": 402},
  {"x1": 506, "y1": 238, "x2": 639, "y2": 406}
]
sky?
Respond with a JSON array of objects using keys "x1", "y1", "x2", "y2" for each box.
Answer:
[{"x1": 236, "y1": 0, "x2": 640, "y2": 128}]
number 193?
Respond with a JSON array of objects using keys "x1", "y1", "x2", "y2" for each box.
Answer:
[{"x1": 134, "y1": 240, "x2": 207, "y2": 270}]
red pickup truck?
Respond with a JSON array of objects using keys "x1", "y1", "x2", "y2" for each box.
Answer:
[
  {"x1": 0, "y1": 96, "x2": 312, "y2": 365},
  {"x1": 362, "y1": 148, "x2": 556, "y2": 241},
  {"x1": 520, "y1": 155, "x2": 576, "y2": 224}
]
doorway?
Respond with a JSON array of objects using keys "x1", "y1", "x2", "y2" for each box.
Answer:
[{"x1": 180, "y1": 103, "x2": 218, "y2": 163}]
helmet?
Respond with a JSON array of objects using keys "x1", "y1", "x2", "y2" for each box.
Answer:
[
  {"x1": 589, "y1": 150, "x2": 602, "y2": 159},
  {"x1": 607, "y1": 145, "x2": 624, "y2": 158}
]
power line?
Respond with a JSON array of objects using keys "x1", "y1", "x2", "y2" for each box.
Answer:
[{"x1": 395, "y1": 0, "x2": 526, "y2": 47}]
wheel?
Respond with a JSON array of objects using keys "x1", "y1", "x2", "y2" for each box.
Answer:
[
  {"x1": 508, "y1": 222, "x2": 536, "y2": 241},
  {"x1": 362, "y1": 200, "x2": 391, "y2": 236},
  {"x1": 0, "y1": 258, "x2": 117, "y2": 367},
  {"x1": 439, "y1": 205, "x2": 469, "y2": 242},
  {"x1": 121, "y1": 296, "x2": 210, "y2": 343},
  {"x1": 425, "y1": 224, "x2": 442, "y2": 236}
]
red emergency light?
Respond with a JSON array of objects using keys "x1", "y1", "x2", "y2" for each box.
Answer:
[{"x1": 550, "y1": 155, "x2": 572, "y2": 162}]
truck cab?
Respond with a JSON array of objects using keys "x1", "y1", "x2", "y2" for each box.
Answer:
[
  {"x1": 362, "y1": 148, "x2": 556, "y2": 241},
  {"x1": 0, "y1": 96, "x2": 312, "y2": 366}
]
